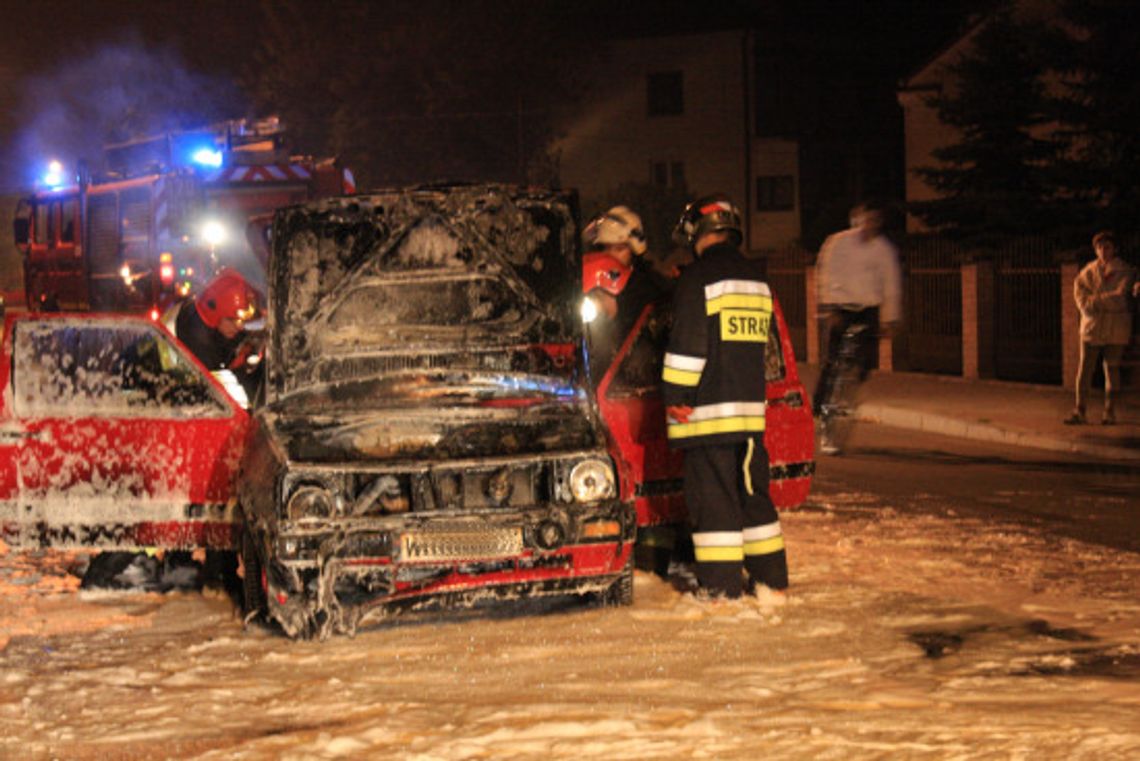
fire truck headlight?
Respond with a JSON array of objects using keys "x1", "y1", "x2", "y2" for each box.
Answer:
[{"x1": 201, "y1": 220, "x2": 227, "y2": 247}]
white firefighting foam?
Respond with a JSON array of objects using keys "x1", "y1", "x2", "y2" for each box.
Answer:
[{"x1": 2, "y1": 490, "x2": 1139, "y2": 759}]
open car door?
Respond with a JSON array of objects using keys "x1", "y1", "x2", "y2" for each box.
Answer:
[{"x1": 596, "y1": 297, "x2": 814, "y2": 532}]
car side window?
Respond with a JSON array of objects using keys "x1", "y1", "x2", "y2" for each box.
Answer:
[
  {"x1": 608, "y1": 302, "x2": 786, "y2": 397},
  {"x1": 12, "y1": 321, "x2": 228, "y2": 418},
  {"x1": 609, "y1": 307, "x2": 670, "y2": 396}
]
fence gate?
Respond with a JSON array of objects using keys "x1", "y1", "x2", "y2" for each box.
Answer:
[
  {"x1": 994, "y1": 245, "x2": 1061, "y2": 384},
  {"x1": 902, "y1": 239, "x2": 962, "y2": 375}
]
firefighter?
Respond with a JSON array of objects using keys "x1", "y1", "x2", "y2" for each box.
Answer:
[
  {"x1": 582, "y1": 205, "x2": 674, "y2": 338},
  {"x1": 661, "y1": 195, "x2": 788, "y2": 598},
  {"x1": 170, "y1": 267, "x2": 263, "y2": 403}
]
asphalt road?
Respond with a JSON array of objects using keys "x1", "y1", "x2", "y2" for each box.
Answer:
[{"x1": 809, "y1": 421, "x2": 1140, "y2": 555}]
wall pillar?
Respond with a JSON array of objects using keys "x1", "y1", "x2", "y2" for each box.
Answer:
[
  {"x1": 961, "y1": 260, "x2": 994, "y2": 379},
  {"x1": 1060, "y1": 260, "x2": 1080, "y2": 391}
]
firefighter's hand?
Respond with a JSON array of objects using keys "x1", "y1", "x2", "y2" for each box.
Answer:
[
  {"x1": 666, "y1": 405, "x2": 693, "y2": 424},
  {"x1": 229, "y1": 332, "x2": 266, "y2": 372}
]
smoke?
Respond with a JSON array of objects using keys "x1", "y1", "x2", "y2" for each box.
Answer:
[{"x1": 2, "y1": 34, "x2": 242, "y2": 192}]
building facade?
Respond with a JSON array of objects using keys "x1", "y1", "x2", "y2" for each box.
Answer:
[{"x1": 552, "y1": 30, "x2": 802, "y2": 253}]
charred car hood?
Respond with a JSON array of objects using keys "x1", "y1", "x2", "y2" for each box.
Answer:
[
  {"x1": 266, "y1": 185, "x2": 581, "y2": 401},
  {"x1": 262, "y1": 372, "x2": 599, "y2": 463}
]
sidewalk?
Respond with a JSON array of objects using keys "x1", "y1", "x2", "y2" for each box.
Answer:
[{"x1": 797, "y1": 364, "x2": 1140, "y2": 462}]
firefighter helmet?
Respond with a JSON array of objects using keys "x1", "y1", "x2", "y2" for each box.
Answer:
[
  {"x1": 582, "y1": 252, "x2": 633, "y2": 296},
  {"x1": 672, "y1": 194, "x2": 743, "y2": 250},
  {"x1": 583, "y1": 206, "x2": 647, "y2": 256},
  {"x1": 195, "y1": 268, "x2": 258, "y2": 329}
]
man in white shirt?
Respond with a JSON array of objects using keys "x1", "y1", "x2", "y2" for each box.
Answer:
[{"x1": 812, "y1": 202, "x2": 903, "y2": 422}]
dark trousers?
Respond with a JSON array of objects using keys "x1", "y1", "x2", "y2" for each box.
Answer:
[
  {"x1": 812, "y1": 306, "x2": 879, "y2": 412},
  {"x1": 684, "y1": 439, "x2": 788, "y2": 597}
]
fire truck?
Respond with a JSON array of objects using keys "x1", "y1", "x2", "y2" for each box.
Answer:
[{"x1": 12, "y1": 117, "x2": 355, "y2": 316}]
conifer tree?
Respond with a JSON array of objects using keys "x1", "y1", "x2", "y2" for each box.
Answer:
[
  {"x1": 909, "y1": 5, "x2": 1065, "y2": 242},
  {"x1": 1053, "y1": 0, "x2": 1140, "y2": 231}
]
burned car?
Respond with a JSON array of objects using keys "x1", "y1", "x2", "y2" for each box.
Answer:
[{"x1": 238, "y1": 185, "x2": 636, "y2": 638}]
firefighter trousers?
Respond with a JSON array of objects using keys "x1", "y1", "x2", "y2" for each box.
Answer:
[{"x1": 684, "y1": 438, "x2": 788, "y2": 597}]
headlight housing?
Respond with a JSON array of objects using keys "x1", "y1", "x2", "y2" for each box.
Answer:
[
  {"x1": 568, "y1": 458, "x2": 616, "y2": 503},
  {"x1": 286, "y1": 485, "x2": 336, "y2": 521}
]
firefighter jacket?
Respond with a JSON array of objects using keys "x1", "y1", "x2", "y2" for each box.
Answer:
[{"x1": 661, "y1": 242, "x2": 771, "y2": 448}]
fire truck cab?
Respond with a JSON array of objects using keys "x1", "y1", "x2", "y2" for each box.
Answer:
[{"x1": 13, "y1": 117, "x2": 354, "y2": 315}]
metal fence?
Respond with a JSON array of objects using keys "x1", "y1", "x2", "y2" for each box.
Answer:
[
  {"x1": 757, "y1": 232, "x2": 1138, "y2": 387},
  {"x1": 993, "y1": 239, "x2": 1063, "y2": 384},
  {"x1": 900, "y1": 236, "x2": 963, "y2": 375},
  {"x1": 759, "y1": 246, "x2": 811, "y2": 361}
]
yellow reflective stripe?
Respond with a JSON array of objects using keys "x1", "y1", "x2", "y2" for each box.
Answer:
[
  {"x1": 706, "y1": 293, "x2": 773, "y2": 316},
  {"x1": 694, "y1": 545, "x2": 745, "y2": 562},
  {"x1": 667, "y1": 415, "x2": 766, "y2": 439},
  {"x1": 743, "y1": 437, "x2": 755, "y2": 496},
  {"x1": 662, "y1": 366, "x2": 702, "y2": 386},
  {"x1": 744, "y1": 536, "x2": 786, "y2": 556}
]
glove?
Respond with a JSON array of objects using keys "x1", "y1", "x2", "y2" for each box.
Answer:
[{"x1": 666, "y1": 405, "x2": 693, "y2": 424}]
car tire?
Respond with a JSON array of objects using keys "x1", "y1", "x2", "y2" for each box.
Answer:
[
  {"x1": 241, "y1": 525, "x2": 267, "y2": 620},
  {"x1": 601, "y1": 558, "x2": 635, "y2": 607}
]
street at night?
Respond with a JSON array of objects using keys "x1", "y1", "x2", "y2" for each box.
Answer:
[
  {"x1": 2, "y1": 422, "x2": 1138, "y2": 759},
  {"x1": 3, "y1": 2, "x2": 1140, "y2": 759}
]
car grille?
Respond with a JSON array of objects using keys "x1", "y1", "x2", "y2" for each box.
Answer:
[{"x1": 399, "y1": 524, "x2": 525, "y2": 562}]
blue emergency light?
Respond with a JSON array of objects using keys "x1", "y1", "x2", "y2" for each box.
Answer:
[
  {"x1": 191, "y1": 147, "x2": 224, "y2": 168},
  {"x1": 42, "y1": 160, "x2": 66, "y2": 189}
]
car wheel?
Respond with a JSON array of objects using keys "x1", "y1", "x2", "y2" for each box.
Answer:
[{"x1": 241, "y1": 525, "x2": 267, "y2": 620}]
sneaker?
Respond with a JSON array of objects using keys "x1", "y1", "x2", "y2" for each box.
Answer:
[
  {"x1": 1102, "y1": 413, "x2": 1116, "y2": 426},
  {"x1": 818, "y1": 436, "x2": 840, "y2": 455},
  {"x1": 1062, "y1": 411, "x2": 1086, "y2": 425}
]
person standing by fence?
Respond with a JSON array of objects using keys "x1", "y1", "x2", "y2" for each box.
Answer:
[{"x1": 1065, "y1": 230, "x2": 1136, "y2": 425}]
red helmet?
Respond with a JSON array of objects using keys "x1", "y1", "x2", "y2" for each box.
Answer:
[
  {"x1": 582, "y1": 252, "x2": 632, "y2": 296},
  {"x1": 195, "y1": 268, "x2": 258, "y2": 329}
]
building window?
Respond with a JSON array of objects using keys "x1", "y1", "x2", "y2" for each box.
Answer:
[
  {"x1": 651, "y1": 160, "x2": 686, "y2": 188},
  {"x1": 756, "y1": 175, "x2": 795, "y2": 211},
  {"x1": 647, "y1": 71, "x2": 683, "y2": 116}
]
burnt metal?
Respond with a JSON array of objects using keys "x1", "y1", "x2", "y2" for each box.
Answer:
[{"x1": 238, "y1": 183, "x2": 634, "y2": 639}]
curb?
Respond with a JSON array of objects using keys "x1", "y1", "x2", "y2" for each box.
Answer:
[{"x1": 857, "y1": 403, "x2": 1140, "y2": 462}]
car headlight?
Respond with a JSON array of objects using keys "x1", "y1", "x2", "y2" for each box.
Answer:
[
  {"x1": 286, "y1": 485, "x2": 335, "y2": 521},
  {"x1": 568, "y1": 458, "x2": 615, "y2": 503}
]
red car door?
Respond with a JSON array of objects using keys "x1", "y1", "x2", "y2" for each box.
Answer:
[
  {"x1": 597, "y1": 298, "x2": 814, "y2": 532},
  {"x1": 0, "y1": 313, "x2": 249, "y2": 550}
]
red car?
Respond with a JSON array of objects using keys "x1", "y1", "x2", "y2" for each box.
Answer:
[
  {"x1": 596, "y1": 297, "x2": 815, "y2": 540},
  {"x1": 0, "y1": 311, "x2": 250, "y2": 551}
]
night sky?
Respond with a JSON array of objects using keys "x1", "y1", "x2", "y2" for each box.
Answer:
[{"x1": 0, "y1": 0, "x2": 995, "y2": 204}]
